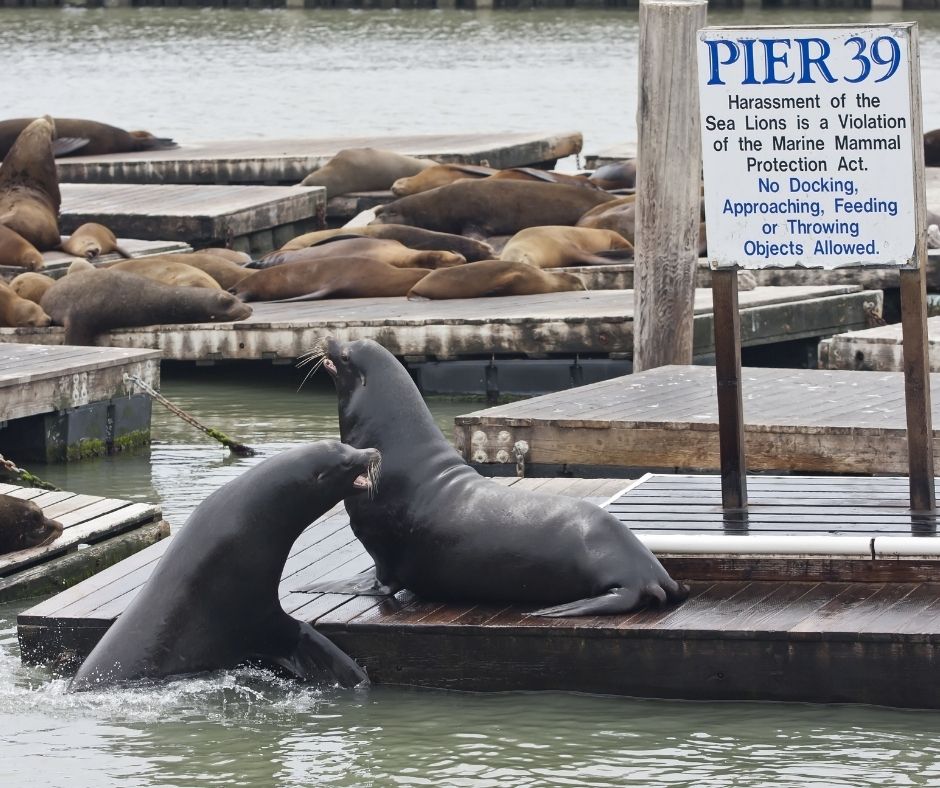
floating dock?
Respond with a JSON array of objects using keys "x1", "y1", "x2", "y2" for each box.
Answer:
[
  {"x1": 455, "y1": 364, "x2": 939, "y2": 476},
  {"x1": 18, "y1": 474, "x2": 940, "y2": 708},
  {"x1": 0, "y1": 482, "x2": 167, "y2": 603},
  {"x1": 54, "y1": 132, "x2": 583, "y2": 186},
  {"x1": 59, "y1": 184, "x2": 325, "y2": 256},
  {"x1": 820, "y1": 317, "x2": 940, "y2": 372},
  {"x1": 0, "y1": 286, "x2": 880, "y2": 366},
  {"x1": 0, "y1": 344, "x2": 160, "y2": 462}
]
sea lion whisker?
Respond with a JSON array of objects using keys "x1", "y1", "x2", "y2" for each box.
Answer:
[
  {"x1": 297, "y1": 357, "x2": 327, "y2": 391},
  {"x1": 367, "y1": 455, "x2": 381, "y2": 498}
]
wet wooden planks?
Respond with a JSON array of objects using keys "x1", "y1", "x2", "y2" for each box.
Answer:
[
  {"x1": 53, "y1": 131, "x2": 583, "y2": 186},
  {"x1": 820, "y1": 316, "x2": 940, "y2": 372},
  {"x1": 455, "y1": 364, "x2": 940, "y2": 475},
  {"x1": 0, "y1": 285, "x2": 880, "y2": 362},
  {"x1": 0, "y1": 343, "x2": 161, "y2": 422},
  {"x1": 17, "y1": 475, "x2": 940, "y2": 706}
]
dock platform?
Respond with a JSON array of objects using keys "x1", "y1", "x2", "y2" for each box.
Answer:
[
  {"x1": 0, "y1": 344, "x2": 160, "y2": 462},
  {"x1": 53, "y1": 131, "x2": 583, "y2": 186},
  {"x1": 820, "y1": 317, "x2": 940, "y2": 372},
  {"x1": 0, "y1": 285, "x2": 880, "y2": 364},
  {"x1": 18, "y1": 474, "x2": 940, "y2": 708},
  {"x1": 60, "y1": 184, "x2": 326, "y2": 256},
  {"x1": 454, "y1": 364, "x2": 940, "y2": 476},
  {"x1": 1, "y1": 482, "x2": 167, "y2": 603}
]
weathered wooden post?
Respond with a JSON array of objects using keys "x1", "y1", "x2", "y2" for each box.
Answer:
[{"x1": 633, "y1": 0, "x2": 708, "y2": 372}]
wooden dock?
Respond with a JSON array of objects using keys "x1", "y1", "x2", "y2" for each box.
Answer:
[
  {"x1": 455, "y1": 364, "x2": 940, "y2": 476},
  {"x1": 0, "y1": 286, "x2": 880, "y2": 363},
  {"x1": 0, "y1": 482, "x2": 167, "y2": 603},
  {"x1": 53, "y1": 132, "x2": 583, "y2": 186},
  {"x1": 59, "y1": 184, "x2": 326, "y2": 255},
  {"x1": 820, "y1": 317, "x2": 940, "y2": 373},
  {"x1": 0, "y1": 238, "x2": 192, "y2": 280},
  {"x1": 583, "y1": 142, "x2": 637, "y2": 169},
  {"x1": 18, "y1": 474, "x2": 940, "y2": 708},
  {"x1": 0, "y1": 344, "x2": 160, "y2": 462}
]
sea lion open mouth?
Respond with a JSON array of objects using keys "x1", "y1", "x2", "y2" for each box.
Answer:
[
  {"x1": 353, "y1": 474, "x2": 370, "y2": 490},
  {"x1": 324, "y1": 358, "x2": 337, "y2": 375}
]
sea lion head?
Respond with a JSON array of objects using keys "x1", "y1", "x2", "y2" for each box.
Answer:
[
  {"x1": 13, "y1": 297, "x2": 52, "y2": 327},
  {"x1": 556, "y1": 272, "x2": 587, "y2": 292},
  {"x1": 371, "y1": 201, "x2": 409, "y2": 227},
  {"x1": 307, "y1": 439, "x2": 381, "y2": 498},
  {"x1": 207, "y1": 290, "x2": 252, "y2": 322},
  {"x1": 0, "y1": 496, "x2": 63, "y2": 554},
  {"x1": 315, "y1": 337, "x2": 407, "y2": 405}
]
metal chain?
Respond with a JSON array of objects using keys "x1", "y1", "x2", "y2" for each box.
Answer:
[{"x1": 0, "y1": 452, "x2": 60, "y2": 491}]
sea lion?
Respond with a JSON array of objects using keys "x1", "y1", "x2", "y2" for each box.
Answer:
[
  {"x1": 925, "y1": 129, "x2": 940, "y2": 168},
  {"x1": 195, "y1": 247, "x2": 252, "y2": 265},
  {"x1": 163, "y1": 252, "x2": 252, "y2": 290},
  {"x1": 299, "y1": 148, "x2": 437, "y2": 196},
  {"x1": 487, "y1": 167, "x2": 600, "y2": 189},
  {"x1": 577, "y1": 196, "x2": 707, "y2": 255},
  {"x1": 232, "y1": 257, "x2": 430, "y2": 302},
  {"x1": 0, "y1": 494, "x2": 63, "y2": 556},
  {"x1": 109, "y1": 258, "x2": 222, "y2": 290},
  {"x1": 261, "y1": 236, "x2": 465, "y2": 270},
  {"x1": 500, "y1": 226, "x2": 633, "y2": 268},
  {"x1": 0, "y1": 116, "x2": 61, "y2": 250},
  {"x1": 70, "y1": 441, "x2": 375, "y2": 690},
  {"x1": 0, "y1": 118, "x2": 176, "y2": 159},
  {"x1": 304, "y1": 338, "x2": 688, "y2": 617},
  {"x1": 373, "y1": 180, "x2": 616, "y2": 237},
  {"x1": 0, "y1": 280, "x2": 52, "y2": 327},
  {"x1": 60, "y1": 223, "x2": 130, "y2": 260},
  {"x1": 9, "y1": 271, "x2": 55, "y2": 304},
  {"x1": 391, "y1": 164, "x2": 498, "y2": 196},
  {"x1": 407, "y1": 260, "x2": 585, "y2": 300},
  {"x1": 42, "y1": 268, "x2": 252, "y2": 345},
  {"x1": 0, "y1": 224, "x2": 44, "y2": 270},
  {"x1": 67, "y1": 258, "x2": 95, "y2": 275},
  {"x1": 278, "y1": 224, "x2": 494, "y2": 262},
  {"x1": 589, "y1": 160, "x2": 637, "y2": 191}
]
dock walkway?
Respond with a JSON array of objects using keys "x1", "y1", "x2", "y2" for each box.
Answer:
[
  {"x1": 18, "y1": 474, "x2": 940, "y2": 708},
  {"x1": 820, "y1": 317, "x2": 940, "y2": 372},
  {"x1": 455, "y1": 364, "x2": 938, "y2": 476}
]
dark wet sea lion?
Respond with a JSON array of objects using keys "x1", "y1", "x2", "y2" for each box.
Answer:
[
  {"x1": 0, "y1": 280, "x2": 52, "y2": 326},
  {"x1": 70, "y1": 441, "x2": 376, "y2": 690},
  {"x1": 299, "y1": 148, "x2": 436, "y2": 195},
  {"x1": 0, "y1": 494, "x2": 63, "y2": 556},
  {"x1": 41, "y1": 268, "x2": 252, "y2": 345},
  {"x1": 0, "y1": 118, "x2": 176, "y2": 159},
  {"x1": 925, "y1": 129, "x2": 940, "y2": 168},
  {"x1": 110, "y1": 258, "x2": 223, "y2": 289},
  {"x1": 373, "y1": 180, "x2": 616, "y2": 236},
  {"x1": 391, "y1": 163, "x2": 498, "y2": 195},
  {"x1": 589, "y1": 160, "x2": 637, "y2": 191},
  {"x1": 0, "y1": 224, "x2": 44, "y2": 270},
  {"x1": 233, "y1": 257, "x2": 430, "y2": 302},
  {"x1": 0, "y1": 116, "x2": 61, "y2": 250},
  {"x1": 9, "y1": 271, "x2": 55, "y2": 304},
  {"x1": 261, "y1": 236, "x2": 465, "y2": 270},
  {"x1": 407, "y1": 259, "x2": 585, "y2": 300},
  {"x1": 60, "y1": 223, "x2": 130, "y2": 259},
  {"x1": 305, "y1": 338, "x2": 688, "y2": 616},
  {"x1": 500, "y1": 226, "x2": 633, "y2": 268},
  {"x1": 279, "y1": 224, "x2": 494, "y2": 262}
]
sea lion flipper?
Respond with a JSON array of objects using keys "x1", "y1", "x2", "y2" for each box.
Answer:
[
  {"x1": 269, "y1": 288, "x2": 333, "y2": 303},
  {"x1": 295, "y1": 567, "x2": 399, "y2": 596},
  {"x1": 52, "y1": 137, "x2": 89, "y2": 157},
  {"x1": 262, "y1": 621, "x2": 368, "y2": 688},
  {"x1": 529, "y1": 588, "x2": 645, "y2": 618}
]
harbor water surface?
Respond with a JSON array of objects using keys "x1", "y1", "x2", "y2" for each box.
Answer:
[{"x1": 3, "y1": 6, "x2": 940, "y2": 786}]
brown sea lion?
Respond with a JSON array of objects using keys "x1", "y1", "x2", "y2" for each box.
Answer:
[
  {"x1": 9, "y1": 271, "x2": 55, "y2": 304},
  {"x1": 0, "y1": 118, "x2": 176, "y2": 159},
  {"x1": 232, "y1": 258, "x2": 430, "y2": 302},
  {"x1": 391, "y1": 164, "x2": 499, "y2": 196},
  {"x1": 0, "y1": 494, "x2": 63, "y2": 556},
  {"x1": 487, "y1": 167, "x2": 599, "y2": 189},
  {"x1": 0, "y1": 280, "x2": 52, "y2": 327},
  {"x1": 299, "y1": 148, "x2": 436, "y2": 196},
  {"x1": 407, "y1": 260, "x2": 585, "y2": 300},
  {"x1": 279, "y1": 224, "x2": 494, "y2": 262},
  {"x1": 373, "y1": 181, "x2": 616, "y2": 237},
  {"x1": 0, "y1": 116, "x2": 61, "y2": 250},
  {"x1": 261, "y1": 236, "x2": 465, "y2": 270},
  {"x1": 67, "y1": 259, "x2": 96, "y2": 275},
  {"x1": 41, "y1": 269, "x2": 252, "y2": 346},
  {"x1": 0, "y1": 224, "x2": 44, "y2": 270},
  {"x1": 60, "y1": 223, "x2": 130, "y2": 260},
  {"x1": 589, "y1": 160, "x2": 637, "y2": 191},
  {"x1": 500, "y1": 226, "x2": 633, "y2": 269},
  {"x1": 161, "y1": 252, "x2": 252, "y2": 290},
  {"x1": 577, "y1": 196, "x2": 707, "y2": 255},
  {"x1": 195, "y1": 247, "x2": 252, "y2": 265},
  {"x1": 110, "y1": 258, "x2": 222, "y2": 290}
]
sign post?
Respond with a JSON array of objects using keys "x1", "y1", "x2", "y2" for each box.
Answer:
[{"x1": 697, "y1": 23, "x2": 934, "y2": 512}]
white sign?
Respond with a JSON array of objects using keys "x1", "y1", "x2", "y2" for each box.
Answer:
[{"x1": 697, "y1": 24, "x2": 921, "y2": 269}]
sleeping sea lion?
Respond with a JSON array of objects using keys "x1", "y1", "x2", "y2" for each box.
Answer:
[
  {"x1": 487, "y1": 167, "x2": 599, "y2": 189},
  {"x1": 260, "y1": 236, "x2": 464, "y2": 270},
  {"x1": 41, "y1": 268, "x2": 251, "y2": 345},
  {"x1": 70, "y1": 441, "x2": 374, "y2": 690},
  {"x1": 195, "y1": 247, "x2": 252, "y2": 265},
  {"x1": 299, "y1": 148, "x2": 436, "y2": 196},
  {"x1": 589, "y1": 160, "x2": 637, "y2": 191},
  {"x1": 0, "y1": 116, "x2": 61, "y2": 250},
  {"x1": 577, "y1": 195, "x2": 707, "y2": 255},
  {"x1": 0, "y1": 280, "x2": 52, "y2": 327},
  {"x1": 232, "y1": 257, "x2": 430, "y2": 302},
  {"x1": 0, "y1": 118, "x2": 176, "y2": 159},
  {"x1": 391, "y1": 164, "x2": 498, "y2": 196},
  {"x1": 407, "y1": 260, "x2": 584, "y2": 300},
  {"x1": 500, "y1": 226, "x2": 633, "y2": 268},
  {"x1": 9, "y1": 271, "x2": 55, "y2": 304},
  {"x1": 60, "y1": 223, "x2": 130, "y2": 259},
  {"x1": 67, "y1": 259, "x2": 95, "y2": 275},
  {"x1": 163, "y1": 252, "x2": 252, "y2": 290},
  {"x1": 109, "y1": 258, "x2": 222, "y2": 290},
  {"x1": 0, "y1": 494, "x2": 63, "y2": 556},
  {"x1": 303, "y1": 338, "x2": 688, "y2": 617},
  {"x1": 278, "y1": 224, "x2": 494, "y2": 262},
  {"x1": 373, "y1": 180, "x2": 616, "y2": 237},
  {"x1": 0, "y1": 224, "x2": 44, "y2": 270}
]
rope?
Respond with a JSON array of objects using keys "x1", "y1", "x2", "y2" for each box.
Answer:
[
  {"x1": 123, "y1": 374, "x2": 257, "y2": 457},
  {"x1": 0, "y1": 452, "x2": 60, "y2": 491}
]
